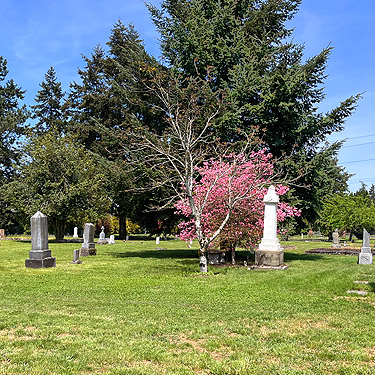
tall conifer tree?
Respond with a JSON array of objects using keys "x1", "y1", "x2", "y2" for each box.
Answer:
[
  {"x1": 31, "y1": 67, "x2": 66, "y2": 135},
  {"x1": 147, "y1": 0, "x2": 359, "y2": 226},
  {"x1": 0, "y1": 56, "x2": 28, "y2": 232}
]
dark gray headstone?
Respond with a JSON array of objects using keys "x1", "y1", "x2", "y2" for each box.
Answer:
[{"x1": 25, "y1": 211, "x2": 56, "y2": 268}]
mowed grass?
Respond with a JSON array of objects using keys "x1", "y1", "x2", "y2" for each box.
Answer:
[{"x1": 1, "y1": 238, "x2": 375, "y2": 374}]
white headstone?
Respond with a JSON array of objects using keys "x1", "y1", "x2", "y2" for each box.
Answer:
[
  {"x1": 156, "y1": 236, "x2": 160, "y2": 245},
  {"x1": 73, "y1": 227, "x2": 78, "y2": 238},
  {"x1": 97, "y1": 226, "x2": 107, "y2": 245},
  {"x1": 358, "y1": 228, "x2": 373, "y2": 265},
  {"x1": 108, "y1": 234, "x2": 115, "y2": 245}
]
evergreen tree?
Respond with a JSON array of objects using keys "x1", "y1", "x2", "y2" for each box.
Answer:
[
  {"x1": 66, "y1": 21, "x2": 169, "y2": 238},
  {"x1": 0, "y1": 56, "x2": 28, "y2": 178},
  {"x1": 31, "y1": 67, "x2": 66, "y2": 135},
  {"x1": 147, "y1": 0, "x2": 360, "y2": 226},
  {"x1": 0, "y1": 56, "x2": 29, "y2": 232}
]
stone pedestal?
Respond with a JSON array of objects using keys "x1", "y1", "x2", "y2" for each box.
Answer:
[
  {"x1": 255, "y1": 250, "x2": 284, "y2": 266},
  {"x1": 255, "y1": 186, "x2": 284, "y2": 267},
  {"x1": 80, "y1": 223, "x2": 96, "y2": 256},
  {"x1": 358, "y1": 228, "x2": 373, "y2": 265},
  {"x1": 25, "y1": 211, "x2": 56, "y2": 268}
]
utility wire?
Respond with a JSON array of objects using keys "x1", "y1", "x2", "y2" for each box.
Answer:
[
  {"x1": 346, "y1": 133, "x2": 375, "y2": 140},
  {"x1": 342, "y1": 158, "x2": 375, "y2": 164},
  {"x1": 343, "y1": 141, "x2": 375, "y2": 148}
]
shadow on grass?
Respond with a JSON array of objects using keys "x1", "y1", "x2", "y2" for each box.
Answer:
[
  {"x1": 284, "y1": 252, "x2": 324, "y2": 262},
  {"x1": 108, "y1": 248, "x2": 198, "y2": 260},
  {"x1": 369, "y1": 283, "x2": 375, "y2": 293}
]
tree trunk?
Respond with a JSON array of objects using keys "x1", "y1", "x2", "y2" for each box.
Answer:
[
  {"x1": 199, "y1": 250, "x2": 208, "y2": 273},
  {"x1": 231, "y1": 245, "x2": 236, "y2": 265},
  {"x1": 118, "y1": 213, "x2": 127, "y2": 240},
  {"x1": 54, "y1": 218, "x2": 66, "y2": 242}
]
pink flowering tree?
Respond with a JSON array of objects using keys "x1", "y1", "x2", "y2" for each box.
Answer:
[
  {"x1": 175, "y1": 152, "x2": 300, "y2": 271},
  {"x1": 124, "y1": 67, "x2": 299, "y2": 272}
]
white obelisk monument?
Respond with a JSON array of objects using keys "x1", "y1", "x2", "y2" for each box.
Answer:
[{"x1": 255, "y1": 185, "x2": 284, "y2": 266}]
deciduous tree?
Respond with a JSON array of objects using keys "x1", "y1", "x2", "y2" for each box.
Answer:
[{"x1": 5, "y1": 133, "x2": 110, "y2": 241}]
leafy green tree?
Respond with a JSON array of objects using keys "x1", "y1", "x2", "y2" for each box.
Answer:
[
  {"x1": 0, "y1": 56, "x2": 29, "y2": 232},
  {"x1": 5, "y1": 133, "x2": 110, "y2": 241},
  {"x1": 147, "y1": 0, "x2": 360, "y2": 226},
  {"x1": 30, "y1": 67, "x2": 66, "y2": 135},
  {"x1": 284, "y1": 141, "x2": 351, "y2": 228},
  {"x1": 319, "y1": 193, "x2": 375, "y2": 240}
]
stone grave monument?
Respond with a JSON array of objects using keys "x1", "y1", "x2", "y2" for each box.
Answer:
[
  {"x1": 255, "y1": 185, "x2": 284, "y2": 266},
  {"x1": 80, "y1": 223, "x2": 96, "y2": 256},
  {"x1": 332, "y1": 229, "x2": 341, "y2": 248},
  {"x1": 71, "y1": 249, "x2": 82, "y2": 264},
  {"x1": 97, "y1": 226, "x2": 107, "y2": 245},
  {"x1": 0, "y1": 229, "x2": 5, "y2": 239},
  {"x1": 108, "y1": 234, "x2": 115, "y2": 245},
  {"x1": 156, "y1": 236, "x2": 160, "y2": 245},
  {"x1": 25, "y1": 211, "x2": 56, "y2": 268},
  {"x1": 358, "y1": 228, "x2": 373, "y2": 265},
  {"x1": 73, "y1": 227, "x2": 78, "y2": 238}
]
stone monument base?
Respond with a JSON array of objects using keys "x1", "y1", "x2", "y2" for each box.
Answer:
[
  {"x1": 25, "y1": 257, "x2": 56, "y2": 268},
  {"x1": 97, "y1": 239, "x2": 107, "y2": 245},
  {"x1": 255, "y1": 250, "x2": 284, "y2": 267},
  {"x1": 80, "y1": 248, "x2": 96, "y2": 256},
  {"x1": 358, "y1": 252, "x2": 373, "y2": 265}
]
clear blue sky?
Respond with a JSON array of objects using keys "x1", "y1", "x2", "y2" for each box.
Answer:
[{"x1": 1, "y1": 0, "x2": 374, "y2": 192}]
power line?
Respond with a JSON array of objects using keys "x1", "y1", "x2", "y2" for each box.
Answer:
[
  {"x1": 343, "y1": 141, "x2": 375, "y2": 148},
  {"x1": 346, "y1": 133, "x2": 375, "y2": 140},
  {"x1": 342, "y1": 158, "x2": 375, "y2": 164}
]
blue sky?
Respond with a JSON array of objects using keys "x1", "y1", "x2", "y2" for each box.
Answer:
[{"x1": 1, "y1": 0, "x2": 374, "y2": 192}]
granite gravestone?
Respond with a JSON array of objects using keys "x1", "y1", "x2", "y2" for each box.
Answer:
[
  {"x1": 108, "y1": 234, "x2": 115, "y2": 245},
  {"x1": 0, "y1": 229, "x2": 5, "y2": 239},
  {"x1": 25, "y1": 211, "x2": 56, "y2": 268},
  {"x1": 73, "y1": 227, "x2": 78, "y2": 238},
  {"x1": 97, "y1": 226, "x2": 107, "y2": 245},
  {"x1": 71, "y1": 249, "x2": 82, "y2": 264},
  {"x1": 332, "y1": 229, "x2": 341, "y2": 248},
  {"x1": 255, "y1": 185, "x2": 284, "y2": 266},
  {"x1": 80, "y1": 223, "x2": 96, "y2": 256},
  {"x1": 358, "y1": 228, "x2": 373, "y2": 265}
]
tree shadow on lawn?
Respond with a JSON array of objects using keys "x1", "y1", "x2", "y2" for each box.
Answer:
[
  {"x1": 369, "y1": 283, "x2": 375, "y2": 293},
  {"x1": 284, "y1": 252, "x2": 324, "y2": 262},
  {"x1": 107, "y1": 248, "x2": 198, "y2": 260}
]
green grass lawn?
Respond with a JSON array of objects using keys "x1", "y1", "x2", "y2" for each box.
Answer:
[{"x1": 1, "y1": 238, "x2": 375, "y2": 374}]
